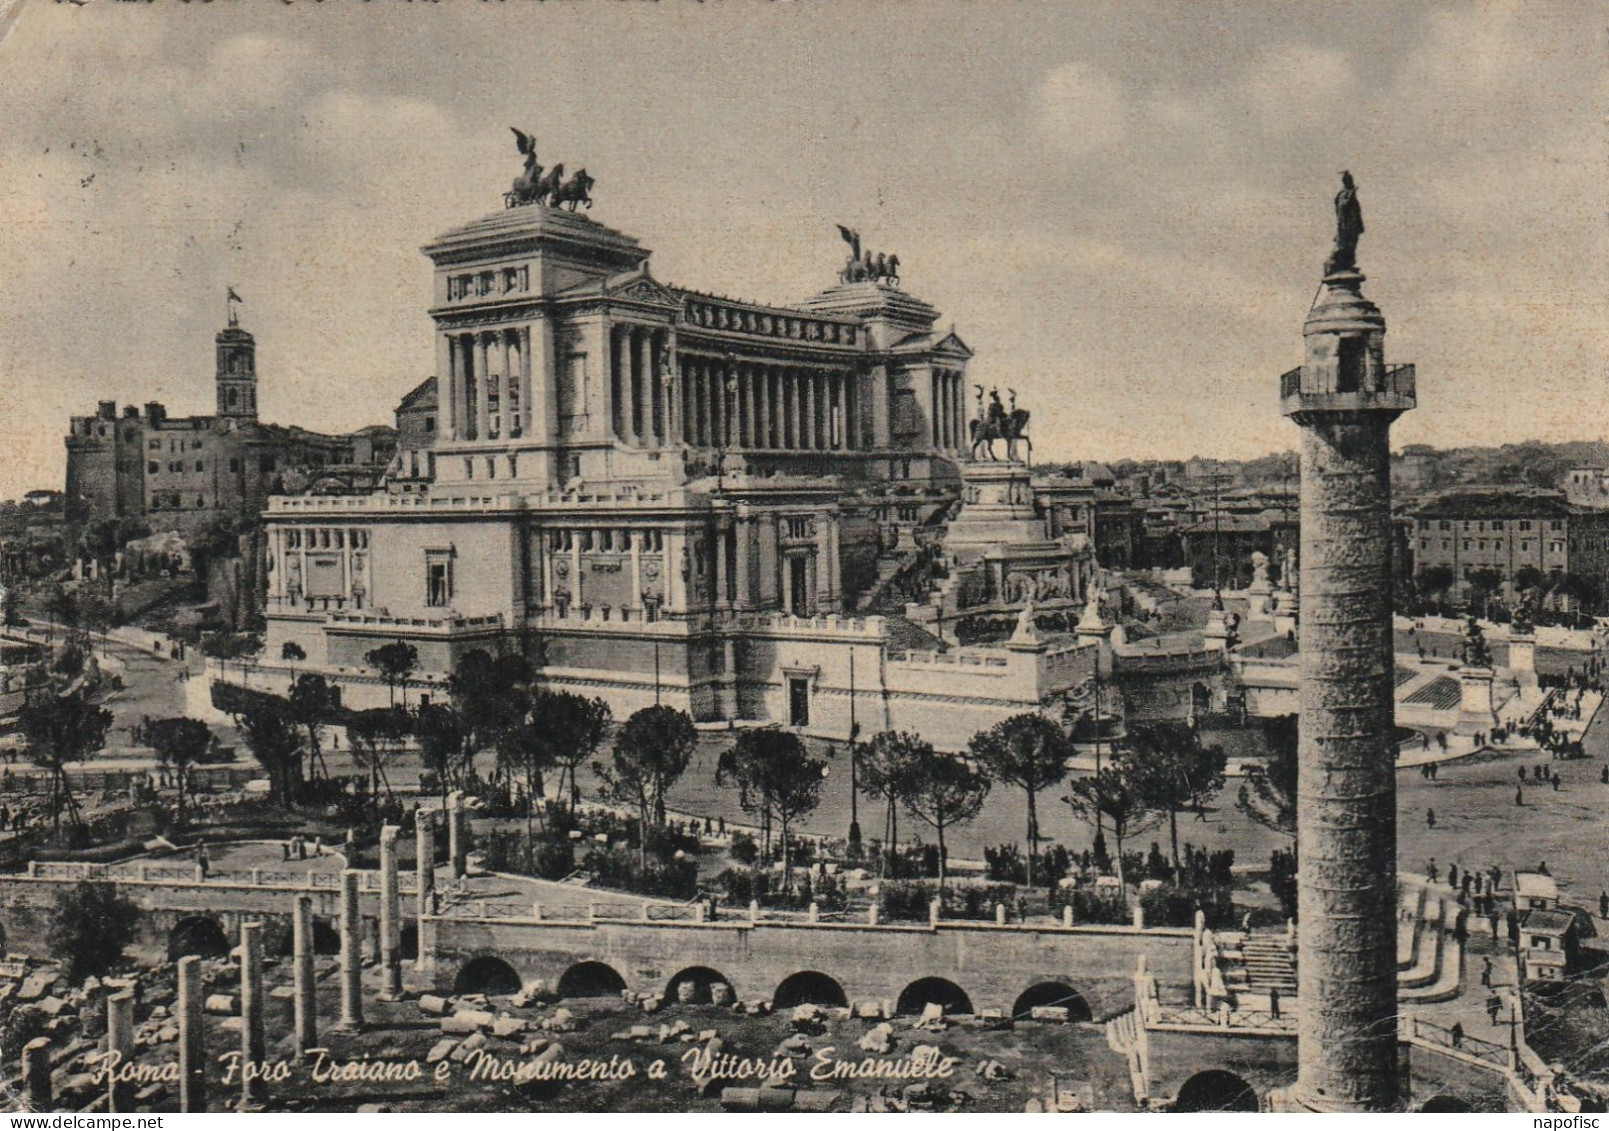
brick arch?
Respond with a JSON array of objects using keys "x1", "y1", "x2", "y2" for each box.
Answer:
[
  {"x1": 1011, "y1": 981, "x2": 1091, "y2": 1022},
  {"x1": 1173, "y1": 1070, "x2": 1259, "y2": 1113},
  {"x1": 454, "y1": 955, "x2": 522, "y2": 995},
  {"x1": 1420, "y1": 1095, "x2": 1474, "y2": 1113},
  {"x1": 773, "y1": 971, "x2": 848, "y2": 1009},
  {"x1": 168, "y1": 916, "x2": 229, "y2": 961},
  {"x1": 665, "y1": 966, "x2": 735, "y2": 1006},
  {"x1": 557, "y1": 961, "x2": 627, "y2": 1000},
  {"x1": 895, "y1": 977, "x2": 972, "y2": 1017}
]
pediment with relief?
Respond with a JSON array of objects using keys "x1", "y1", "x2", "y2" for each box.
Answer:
[{"x1": 606, "y1": 271, "x2": 681, "y2": 308}]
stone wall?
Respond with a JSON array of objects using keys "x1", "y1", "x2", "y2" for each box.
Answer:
[{"x1": 424, "y1": 913, "x2": 1193, "y2": 1018}]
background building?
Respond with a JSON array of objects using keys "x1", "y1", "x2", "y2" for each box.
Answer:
[{"x1": 64, "y1": 319, "x2": 396, "y2": 539}]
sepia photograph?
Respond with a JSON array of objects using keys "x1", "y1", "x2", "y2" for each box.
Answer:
[{"x1": 0, "y1": 0, "x2": 1603, "y2": 1116}]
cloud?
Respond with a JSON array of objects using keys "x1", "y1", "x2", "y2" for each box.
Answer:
[
  {"x1": 1236, "y1": 44, "x2": 1357, "y2": 130},
  {"x1": 1035, "y1": 62, "x2": 1127, "y2": 155}
]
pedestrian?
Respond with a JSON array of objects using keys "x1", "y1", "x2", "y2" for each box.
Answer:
[
  {"x1": 1426, "y1": 859, "x2": 1439, "y2": 883},
  {"x1": 1515, "y1": 786, "x2": 1524, "y2": 806},
  {"x1": 1538, "y1": 860, "x2": 1550, "y2": 876},
  {"x1": 1600, "y1": 890, "x2": 1608, "y2": 919},
  {"x1": 1518, "y1": 766, "x2": 1527, "y2": 782},
  {"x1": 1486, "y1": 995, "x2": 1501, "y2": 1025},
  {"x1": 1268, "y1": 985, "x2": 1281, "y2": 1020},
  {"x1": 1447, "y1": 863, "x2": 1459, "y2": 889},
  {"x1": 1600, "y1": 765, "x2": 1607, "y2": 785},
  {"x1": 1426, "y1": 807, "x2": 1436, "y2": 829},
  {"x1": 1480, "y1": 956, "x2": 1492, "y2": 987},
  {"x1": 281, "y1": 840, "x2": 290, "y2": 861},
  {"x1": 1552, "y1": 775, "x2": 1561, "y2": 792},
  {"x1": 1451, "y1": 1021, "x2": 1464, "y2": 1049}
]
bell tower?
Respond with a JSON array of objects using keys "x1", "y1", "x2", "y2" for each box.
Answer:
[{"x1": 215, "y1": 293, "x2": 258, "y2": 421}]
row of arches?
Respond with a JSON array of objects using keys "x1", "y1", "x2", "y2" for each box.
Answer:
[
  {"x1": 1168, "y1": 1071, "x2": 1477, "y2": 1114},
  {"x1": 165, "y1": 915, "x2": 414, "y2": 963},
  {"x1": 451, "y1": 956, "x2": 1092, "y2": 1021}
]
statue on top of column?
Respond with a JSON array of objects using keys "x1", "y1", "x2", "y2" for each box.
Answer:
[{"x1": 1324, "y1": 170, "x2": 1365, "y2": 276}]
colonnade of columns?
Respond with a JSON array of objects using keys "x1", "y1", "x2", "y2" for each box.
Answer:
[
  {"x1": 608, "y1": 323, "x2": 674, "y2": 447},
  {"x1": 679, "y1": 358, "x2": 860, "y2": 451},
  {"x1": 444, "y1": 327, "x2": 532, "y2": 442},
  {"x1": 930, "y1": 368, "x2": 967, "y2": 452}
]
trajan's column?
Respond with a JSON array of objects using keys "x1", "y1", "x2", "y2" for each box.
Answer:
[{"x1": 1278, "y1": 172, "x2": 1415, "y2": 1112}]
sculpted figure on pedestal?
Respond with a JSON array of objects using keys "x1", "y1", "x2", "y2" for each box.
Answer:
[{"x1": 1324, "y1": 170, "x2": 1365, "y2": 275}]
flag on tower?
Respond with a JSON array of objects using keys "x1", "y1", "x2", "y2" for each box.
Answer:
[{"x1": 227, "y1": 286, "x2": 243, "y2": 304}]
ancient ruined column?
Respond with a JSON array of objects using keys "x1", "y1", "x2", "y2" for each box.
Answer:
[
  {"x1": 21, "y1": 1036, "x2": 52, "y2": 1110},
  {"x1": 1279, "y1": 223, "x2": 1415, "y2": 1111},
  {"x1": 415, "y1": 807, "x2": 436, "y2": 922},
  {"x1": 238, "y1": 921, "x2": 267, "y2": 1110},
  {"x1": 378, "y1": 824, "x2": 402, "y2": 1000},
  {"x1": 292, "y1": 894, "x2": 318, "y2": 1059},
  {"x1": 337, "y1": 868, "x2": 364, "y2": 1032},
  {"x1": 177, "y1": 954, "x2": 207, "y2": 1112},
  {"x1": 106, "y1": 988, "x2": 135, "y2": 1111},
  {"x1": 447, "y1": 790, "x2": 466, "y2": 879}
]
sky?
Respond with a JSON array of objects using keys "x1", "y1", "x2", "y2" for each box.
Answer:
[{"x1": 0, "y1": 0, "x2": 1603, "y2": 501}]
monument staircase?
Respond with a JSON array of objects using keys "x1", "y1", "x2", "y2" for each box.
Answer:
[
  {"x1": 854, "y1": 545, "x2": 920, "y2": 612},
  {"x1": 1217, "y1": 933, "x2": 1298, "y2": 999}
]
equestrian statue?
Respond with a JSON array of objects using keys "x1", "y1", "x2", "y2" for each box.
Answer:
[{"x1": 968, "y1": 385, "x2": 1033, "y2": 463}]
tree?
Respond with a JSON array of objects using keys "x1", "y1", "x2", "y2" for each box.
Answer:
[
  {"x1": 901, "y1": 744, "x2": 991, "y2": 893},
  {"x1": 281, "y1": 640, "x2": 307, "y2": 683},
  {"x1": 1064, "y1": 765, "x2": 1157, "y2": 897},
  {"x1": 288, "y1": 673, "x2": 337, "y2": 783},
  {"x1": 970, "y1": 713, "x2": 1072, "y2": 887},
  {"x1": 146, "y1": 716, "x2": 213, "y2": 827},
  {"x1": 531, "y1": 690, "x2": 612, "y2": 819},
  {"x1": 1514, "y1": 565, "x2": 1545, "y2": 595},
  {"x1": 234, "y1": 697, "x2": 304, "y2": 810},
  {"x1": 365, "y1": 639, "x2": 419, "y2": 708},
  {"x1": 597, "y1": 705, "x2": 697, "y2": 867},
  {"x1": 19, "y1": 689, "x2": 112, "y2": 839},
  {"x1": 1418, "y1": 564, "x2": 1455, "y2": 614},
  {"x1": 48, "y1": 882, "x2": 139, "y2": 982},
  {"x1": 348, "y1": 706, "x2": 409, "y2": 809},
  {"x1": 1121, "y1": 721, "x2": 1227, "y2": 873},
  {"x1": 717, "y1": 729, "x2": 826, "y2": 893},
  {"x1": 859, "y1": 731, "x2": 927, "y2": 877},
  {"x1": 415, "y1": 700, "x2": 467, "y2": 803},
  {"x1": 447, "y1": 649, "x2": 531, "y2": 781},
  {"x1": 1238, "y1": 714, "x2": 1297, "y2": 836}
]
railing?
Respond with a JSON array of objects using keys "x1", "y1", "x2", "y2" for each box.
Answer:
[{"x1": 1281, "y1": 362, "x2": 1416, "y2": 403}]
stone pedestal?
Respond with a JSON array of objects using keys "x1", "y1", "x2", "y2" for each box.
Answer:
[
  {"x1": 1455, "y1": 666, "x2": 1498, "y2": 734},
  {"x1": 1509, "y1": 632, "x2": 1538, "y2": 689},
  {"x1": 1203, "y1": 606, "x2": 1233, "y2": 650},
  {"x1": 1273, "y1": 588, "x2": 1298, "y2": 639},
  {"x1": 944, "y1": 461, "x2": 1043, "y2": 556},
  {"x1": 1246, "y1": 578, "x2": 1275, "y2": 622}
]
